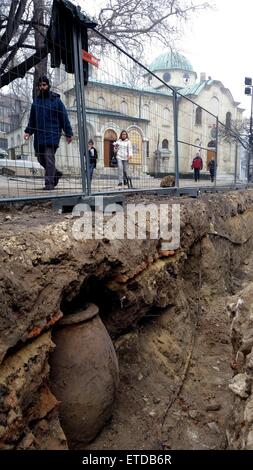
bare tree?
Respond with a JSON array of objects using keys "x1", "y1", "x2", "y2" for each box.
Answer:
[
  {"x1": 0, "y1": 0, "x2": 49, "y2": 89},
  {"x1": 0, "y1": 1, "x2": 33, "y2": 81},
  {"x1": 83, "y1": 0, "x2": 211, "y2": 56},
  {"x1": 0, "y1": 0, "x2": 211, "y2": 89},
  {"x1": 218, "y1": 118, "x2": 249, "y2": 151}
]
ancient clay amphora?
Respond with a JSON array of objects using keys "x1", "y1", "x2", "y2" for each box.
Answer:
[{"x1": 50, "y1": 303, "x2": 119, "y2": 448}]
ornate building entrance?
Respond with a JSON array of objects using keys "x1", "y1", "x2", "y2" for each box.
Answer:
[{"x1": 104, "y1": 129, "x2": 117, "y2": 167}]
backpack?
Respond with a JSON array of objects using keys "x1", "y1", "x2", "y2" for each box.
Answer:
[{"x1": 192, "y1": 157, "x2": 203, "y2": 170}]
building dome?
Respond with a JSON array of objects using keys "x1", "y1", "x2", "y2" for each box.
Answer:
[{"x1": 149, "y1": 51, "x2": 194, "y2": 72}]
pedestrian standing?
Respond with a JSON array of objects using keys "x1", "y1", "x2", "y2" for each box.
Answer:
[
  {"x1": 113, "y1": 130, "x2": 132, "y2": 187},
  {"x1": 207, "y1": 155, "x2": 216, "y2": 182},
  {"x1": 191, "y1": 152, "x2": 203, "y2": 182},
  {"x1": 88, "y1": 139, "x2": 98, "y2": 182}
]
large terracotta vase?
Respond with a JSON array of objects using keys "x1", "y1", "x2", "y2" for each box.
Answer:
[{"x1": 50, "y1": 304, "x2": 119, "y2": 448}]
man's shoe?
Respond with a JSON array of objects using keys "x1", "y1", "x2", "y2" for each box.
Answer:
[
  {"x1": 118, "y1": 182, "x2": 123, "y2": 186},
  {"x1": 54, "y1": 170, "x2": 63, "y2": 187},
  {"x1": 43, "y1": 185, "x2": 55, "y2": 190}
]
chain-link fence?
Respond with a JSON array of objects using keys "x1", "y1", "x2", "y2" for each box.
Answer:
[
  {"x1": 0, "y1": 69, "x2": 85, "y2": 201},
  {"x1": 0, "y1": 2, "x2": 247, "y2": 203}
]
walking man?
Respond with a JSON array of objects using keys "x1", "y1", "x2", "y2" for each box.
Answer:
[{"x1": 24, "y1": 75, "x2": 73, "y2": 190}]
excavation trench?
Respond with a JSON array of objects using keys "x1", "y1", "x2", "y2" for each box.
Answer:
[{"x1": 1, "y1": 191, "x2": 253, "y2": 449}]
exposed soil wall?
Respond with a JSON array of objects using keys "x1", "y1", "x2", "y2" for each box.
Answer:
[
  {"x1": 226, "y1": 281, "x2": 253, "y2": 450},
  {"x1": 1, "y1": 190, "x2": 253, "y2": 449}
]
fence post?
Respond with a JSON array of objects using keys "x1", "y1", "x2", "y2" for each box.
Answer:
[
  {"x1": 215, "y1": 117, "x2": 219, "y2": 188},
  {"x1": 172, "y1": 90, "x2": 179, "y2": 187},
  {"x1": 73, "y1": 25, "x2": 89, "y2": 196},
  {"x1": 247, "y1": 148, "x2": 252, "y2": 183},
  {"x1": 234, "y1": 141, "x2": 238, "y2": 185}
]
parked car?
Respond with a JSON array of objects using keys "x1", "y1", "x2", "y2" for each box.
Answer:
[
  {"x1": 16, "y1": 154, "x2": 29, "y2": 160},
  {"x1": 0, "y1": 149, "x2": 8, "y2": 159},
  {"x1": 0, "y1": 155, "x2": 44, "y2": 177}
]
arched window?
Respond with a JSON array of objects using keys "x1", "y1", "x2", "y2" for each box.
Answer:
[
  {"x1": 195, "y1": 107, "x2": 202, "y2": 125},
  {"x1": 142, "y1": 104, "x2": 149, "y2": 119},
  {"x1": 147, "y1": 74, "x2": 152, "y2": 85},
  {"x1": 183, "y1": 72, "x2": 190, "y2": 84},
  {"x1": 226, "y1": 112, "x2": 232, "y2": 129},
  {"x1": 128, "y1": 128, "x2": 142, "y2": 165},
  {"x1": 163, "y1": 107, "x2": 170, "y2": 122},
  {"x1": 97, "y1": 96, "x2": 105, "y2": 109},
  {"x1": 163, "y1": 72, "x2": 171, "y2": 83},
  {"x1": 120, "y1": 101, "x2": 128, "y2": 114},
  {"x1": 162, "y1": 139, "x2": 169, "y2": 149},
  {"x1": 210, "y1": 96, "x2": 219, "y2": 116}
]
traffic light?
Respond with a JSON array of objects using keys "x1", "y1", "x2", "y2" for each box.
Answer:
[
  {"x1": 245, "y1": 87, "x2": 252, "y2": 95},
  {"x1": 245, "y1": 77, "x2": 252, "y2": 86}
]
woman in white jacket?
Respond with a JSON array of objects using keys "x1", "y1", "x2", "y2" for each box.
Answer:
[{"x1": 113, "y1": 130, "x2": 132, "y2": 187}]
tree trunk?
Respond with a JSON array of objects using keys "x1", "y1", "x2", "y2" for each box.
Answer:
[{"x1": 33, "y1": 0, "x2": 47, "y2": 98}]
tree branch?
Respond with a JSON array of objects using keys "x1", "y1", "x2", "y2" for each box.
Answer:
[
  {"x1": 0, "y1": 45, "x2": 47, "y2": 88},
  {"x1": 0, "y1": 0, "x2": 28, "y2": 56},
  {"x1": 0, "y1": 17, "x2": 34, "y2": 75}
]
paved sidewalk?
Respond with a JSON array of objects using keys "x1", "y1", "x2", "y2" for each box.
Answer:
[{"x1": 0, "y1": 174, "x2": 239, "y2": 201}]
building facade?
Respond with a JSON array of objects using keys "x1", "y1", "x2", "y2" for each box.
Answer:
[{"x1": 8, "y1": 51, "x2": 244, "y2": 179}]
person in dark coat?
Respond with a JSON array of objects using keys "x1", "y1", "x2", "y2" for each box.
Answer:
[
  {"x1": 207, "y1": 155, "x2": 216, "y2": 182},
  {"x1": 88, "y1": 139, "x2": 98, "y2": 182},
  {"x1": 191, "y1": 152, "x2": 203, "y2": 182},
  {"x1": 24, "y1": 75, "x2": 73, "y2": 190}
]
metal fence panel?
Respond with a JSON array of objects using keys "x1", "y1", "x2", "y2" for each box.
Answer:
[
  {"x1": 84, "y1": 29, "x2": 176, "y2": 194},
  {"x1": 0, "y1": 10, "x2": 248, "y2": 202}
]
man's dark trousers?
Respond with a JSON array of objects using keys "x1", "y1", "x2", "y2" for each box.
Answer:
[
  {"x1": 37, "y1": 145, "x2": 59, "y2": 188},
  {"x1": 194, "y1": 168, "x2": 200, "y2": 181}
]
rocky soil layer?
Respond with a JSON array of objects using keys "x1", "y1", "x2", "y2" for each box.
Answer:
[{"x1": 226, "y1": 274, "x2": 253, "y2": 450}]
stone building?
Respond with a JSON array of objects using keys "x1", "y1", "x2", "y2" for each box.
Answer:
[
  {"x1": 10, "y1": 51, "x2": 244, "y2": 179},
  {"x1": 0, "y1": 94, "x2": 24, "y2": 155}
]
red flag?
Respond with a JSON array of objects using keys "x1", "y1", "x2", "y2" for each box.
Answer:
[{"x1": 82, "y1": 50, "x2": 100, "y2": 68}]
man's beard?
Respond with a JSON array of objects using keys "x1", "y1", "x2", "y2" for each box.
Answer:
[{"x1": 39, "y1": 88, "x2": 49, "y2": 97}]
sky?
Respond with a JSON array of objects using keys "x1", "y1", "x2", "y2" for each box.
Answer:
[
  {"x1": 78, "y1": 0, "x2": 253, "y2": 117},
  {"x1": 177, "y1": 0, "x2": 253, "y2": 117}
]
